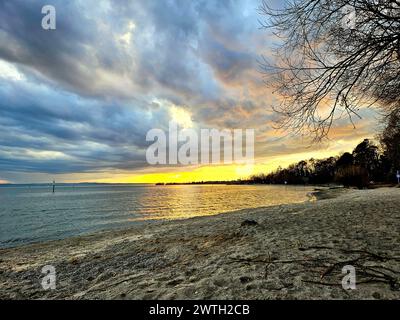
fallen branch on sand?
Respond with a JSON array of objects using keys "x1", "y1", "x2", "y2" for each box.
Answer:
[
  {"x1": 228, "y1": 247, "x2": 400, "y2": 291},
  {"x1": 228, "y1": 256, "x2": 330, "y2": 265},
  {"x1": 298, "y1": 246, "x2": 400, "y2": 262}
]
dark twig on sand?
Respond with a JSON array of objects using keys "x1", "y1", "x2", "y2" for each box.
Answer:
[
  {"x1": 229, "y1": 246, "x2": 400, "y2": 291},
  {"x1": 298, "y1": 246, "x2": 400, "y2": 262}
]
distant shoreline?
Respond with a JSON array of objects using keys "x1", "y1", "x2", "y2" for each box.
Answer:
[
  {"x1": 4, "y1": 181, "x2": 394, "y2": 188},
  {"x1": 156, "y1": 181, "x2": 342, "y2": 187},
  {"x1": 0, "y1": 183, "x2": 152, "y2": 187}
]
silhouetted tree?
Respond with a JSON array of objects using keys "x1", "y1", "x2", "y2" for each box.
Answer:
[
  {"x1": 335, "y1": 165, "x2": 370, "y2": 189},
  {"x1": 380, "y1": 110, "x2": 400, "y2": 180},
  {"x1": 260, "y1": 0, "x2": 400, "y2": 140},
  {"x1": 336, "y1": 152, "x2": 354, "y2": 169},
  {"x1": 352, "y1": 139, "x2": 380, "y2": 180},
  {"x1": 311, "y1": 157, "x2": 337, "y2": 183},
  {"x1": 248, "y1": 135, "x2": 400, "y2": 186}
]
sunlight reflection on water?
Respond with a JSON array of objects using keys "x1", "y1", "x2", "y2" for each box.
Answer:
[{"x1": 0, "y1": 184, "x2": 315, "y2": 248}]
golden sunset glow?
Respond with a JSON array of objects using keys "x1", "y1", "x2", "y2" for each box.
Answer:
[
  {"x1": 88, "y1": 136, "x2": 366, "y2": 184},
  {"x1": 0, "y1": 1, "x2": 379, "y2": 185}
]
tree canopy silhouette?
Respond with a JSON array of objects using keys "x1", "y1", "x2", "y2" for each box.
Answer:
[
  {"x1": 380, "y1": 110, "x2": 400, "y2": 176},
  {"x1": 248, "y1": 138, "x2": 399, "y2": 187},
  {"x1": 260, "y1": 0, "x2": 400, "y2": 140}
]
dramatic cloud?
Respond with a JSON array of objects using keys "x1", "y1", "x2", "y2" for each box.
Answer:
[{"x1": 0, "y1": 0, "x2": 378, "y2": 183}]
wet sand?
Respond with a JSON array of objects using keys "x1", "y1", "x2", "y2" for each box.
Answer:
[{"x1": 0, "y1": 187, "x2": 399, "y2": 300}]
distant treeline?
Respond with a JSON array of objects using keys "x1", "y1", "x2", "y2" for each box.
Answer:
[
  {"x1": 249, "y1": 111, "x2": 400, "y2": 189},
  {"x1": 249, "y1": 138, "x2": 399, "y2": 188},
  {"x1": 160, "y1": 138, "x2": 398, "y2": 189},
  {"x1": 157, "y1": 112, "x2": 400, "y2": 189},
  {"x1": 159, "y1": 181, "x2": 250, "y2": 186}
]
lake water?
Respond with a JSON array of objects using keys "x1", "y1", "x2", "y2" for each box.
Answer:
[{"x1": 0, "y1": 184, "x2": 315, "y2": 248}]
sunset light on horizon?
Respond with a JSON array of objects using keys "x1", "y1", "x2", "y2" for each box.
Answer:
[{"x1": 0, "y1": 0, "x2": 380, "y2": 184}]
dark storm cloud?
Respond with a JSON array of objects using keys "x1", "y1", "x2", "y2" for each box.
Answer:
[
  {"x1": 0, "y1": 77, "x2": 171, "y2": 174},
  {"x1": 0, "y1": 0, "x2": 378, "y2": 184},
  {"x1": 0, "y1": 0, "x2": 102, "y2": 95},
  {"x1": 0, "y1": 0, "x2": 262, "y2": 99},
  {"x1": 0, "y1": 0, "x2": 289, "y2": 180}
]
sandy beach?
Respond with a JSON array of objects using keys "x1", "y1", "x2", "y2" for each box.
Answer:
[{"x1": 1, "y1": 187, "x2": 399, "y2": 300}]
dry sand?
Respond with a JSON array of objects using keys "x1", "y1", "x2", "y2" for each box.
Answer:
[{"x1": 0, "y1": 187, "x2": 399, "y2": 300}]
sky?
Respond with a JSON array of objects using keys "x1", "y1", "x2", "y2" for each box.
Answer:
[{"x1": 0, "y1": 0, "x2": 379, "y2": 184}]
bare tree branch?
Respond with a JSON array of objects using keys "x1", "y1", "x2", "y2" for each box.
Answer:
[{"x1": 260, "y1": 0, "x2": 400, "y2": 141}]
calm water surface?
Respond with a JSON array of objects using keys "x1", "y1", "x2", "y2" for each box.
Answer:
[{"x1": 0, "y1": 184, "x2": 315, "y2": 248}]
